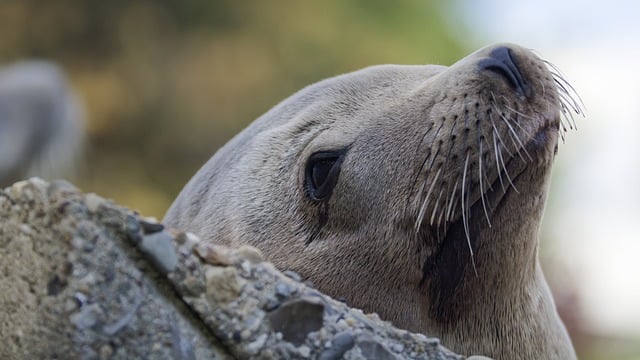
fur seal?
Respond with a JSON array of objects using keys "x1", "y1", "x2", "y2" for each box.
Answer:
[
  {"x1": 0, "y1": 61, "x2": 83, "y2": 187},
  {"x1": 164, "y1": 43, "x2": 582, "y2": 359}
]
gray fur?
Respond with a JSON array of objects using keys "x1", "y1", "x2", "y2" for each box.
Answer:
[{"x1": 164, "y1": 43, "x2": 578, "y2": 359}]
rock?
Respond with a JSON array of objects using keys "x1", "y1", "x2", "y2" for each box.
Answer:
[
  {"x1": 0, "y1": 178, "x2": 470, "y2": 359},
  {"x1": 357, "y1": 339, "x2": 398, "y2": 360},
  {"x1": 318, "y1": 331, "x2": 356, "y2": 360},
  {"x1": 139, "y1": 217, "x2": 164, "y2": 234},
  {"x1": 139, "y1": 231, "x2": 178, "y2": 274},
  {"x1": 268, "y1": 297, "x2": 325, "y2": 346}
]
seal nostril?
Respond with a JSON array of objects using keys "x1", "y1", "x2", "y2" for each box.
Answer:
[{"x1": 478, "y1": 47, "x2": 531, "y2": 98}]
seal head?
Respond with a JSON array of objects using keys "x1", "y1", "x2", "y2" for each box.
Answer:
[{"x1": 164, "y1": 43, "x2": 581, "y2": 358}]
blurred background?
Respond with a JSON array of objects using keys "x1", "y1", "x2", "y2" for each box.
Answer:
[{"x1": 0, "y1": 0, "x2": 636, "y2": 358}]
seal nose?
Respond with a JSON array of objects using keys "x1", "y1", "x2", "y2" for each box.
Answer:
[{"x1": 478, "y1": 46, "x2": 530, "y2": 98}]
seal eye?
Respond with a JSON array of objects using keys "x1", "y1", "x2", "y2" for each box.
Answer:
[{"x1": 305, "y1": 150, "x2": 346, "y2": 201}]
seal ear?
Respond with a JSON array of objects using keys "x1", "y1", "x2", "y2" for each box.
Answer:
[{"x1": 305, "y1": 150, "x2": 347, "y2": 201}]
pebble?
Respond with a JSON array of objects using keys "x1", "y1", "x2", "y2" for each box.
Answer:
[
  {"x1": 318, "y1": 332, "x2": 355, "y2": 360},
  {"x1": 99, "y1": 344, "x2": 114, "y2": 360},
  {"x1": 85, "y1": 193, "x2": 106, "y2": 212},
  {"x1": 283, "y1": 270, "x2": 302, "y2": 282},
  {"x1": 298, "y1": 345, "x2": 311, "y2": 358},
  {"x1": 139, "y1": 217, "x2": 164, "y2": 234},
  {"x1": 176, "y1": 231, "x2": 200, "y2": 248},
  {"x1": 18, "y1": 224, "x2": 32, "y2": 235},
  {"x1": 204, "y1": 266, "x2": 245, "y2": 303},
  {"x1": 139, "y1": 231, "x2": 178, "y2": 274},
  {"x1": 195, "y1": 243, "x2": 237, "y2": 266},
  {"x1": 70, "y1": 303, "x2": 101, "y2": 329},
  {"x1": 245, "y1": 333, "x2": 267, "y2": 355},
  {"x1": 275, "y1": 282, "x2": 292, "y2": 299},
  {"x1": 236, "y1": 245, "x2": 264, "y2": 264},
  {"x1": 390, "y1": 343, "x2": 404, "y2": 353},
  {"x1": 357, "y1": 340, "x2": 397, "y2": 360},
  {"x1": 124, "y1": 215, "x2": 142, "y2": 244},
  {"x1": 268, "y1": 297, "x2": 325, "y2": 346}
]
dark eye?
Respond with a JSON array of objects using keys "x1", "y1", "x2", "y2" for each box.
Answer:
[{"x1": 305, "y1": 150, "x2": 346, "y2": 201}]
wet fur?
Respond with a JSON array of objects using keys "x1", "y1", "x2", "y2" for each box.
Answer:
[{"x1": 164, "y1": 43, "x2": 581, "y2": 359}]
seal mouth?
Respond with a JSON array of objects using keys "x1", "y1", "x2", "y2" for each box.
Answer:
[
  {"x1": 444, "y1": 122, "x2": 558, "y2": 238},
  {"x1": 419, "y1": 122, "x2": 560, "y2": 294},
  {"x1": 475, "y1": 122, "x2": 559, "y2": 217}
]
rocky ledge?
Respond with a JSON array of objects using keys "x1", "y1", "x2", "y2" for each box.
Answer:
[{"x1": 0, "y1": 178, "x2": 480, "y2": 359}]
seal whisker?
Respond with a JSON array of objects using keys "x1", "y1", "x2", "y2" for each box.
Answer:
[
  {"x1": 478, "y1": 140, "x2": 492, "y2": 227},
  {"x1": 492, "y1": 129, "x2": 507, "y2": 193},
  {"x1": 461, "y1": 152, "x2": 478, "y2": 276},
  {"x1": 445, "y1": 178, "x2": 459, "y2": 223},
  {"x1": 490, "y1": 92, "x2": 532, "y2": 161},
  {"x1": 559, "y1": 102, "x2": 576, "y2": 132},
  {"x1": 415, "y1": 167, "x2": 441, "y2": 230},
  {"x1": 413, "y1": 120, "x2": 446, "y2": 208},
  {"x1": 543, "y1": 59, "x2": 584, "y2": 134},
  {"x1": 546, "y1": 62, "x2": 585, "y2": 111},
  {"x1": 554, "y1": 82, "x2": 582, "y2": 115},
  {"x1": 498, "y1": 111, "x2": 531, "y2": 162},
  {"x1": 412, "y1": 152, "x2": 432, "y2": 207},
  {"x1": 489, "y1": 114, "x2": 515, "y2": 158},
  {"x1": 442, "y1": 119, "x2": 459, "y2": 169},
  {"x1": 497, "y1": 142, "x2": 519, "y2": 194},
  {"x1": 430, "y1": 186, "x2": 445, "y2": 225},
  {"x1": 411, "y1": 122, "x2": 436, "y2": 193},
  {"x1": 497, "y1": 95, "x2": 535, "y2": 122},
  {"x1": 557, "y1": 91, "x2": 581, "y2": 129}
]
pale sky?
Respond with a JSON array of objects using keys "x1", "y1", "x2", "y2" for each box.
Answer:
[{"x1": 448, "y1": 0, "x2": 640, "y2": 337}]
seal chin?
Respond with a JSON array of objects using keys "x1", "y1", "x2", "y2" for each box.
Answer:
[
  {"x1": 472, "y1": 119, "x2": 560, "y2": 225},
  {"x1": 420, "y1": 116, "x2": 560, "y2": 292}
]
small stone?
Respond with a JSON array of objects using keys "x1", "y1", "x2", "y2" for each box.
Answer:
[
  {"x1": 264, "y1": 296, "x2": 281, "y2": 311},
  {"x1": 390, "y1": 343, "x2": 404, "y2": 353},
  {"x1": 139, "y1": 217, "x2": 164, "y2": 234},
  {"x1": 175, "y1": 231, "x2": 200, "y2": 247},
  {"x1": 139, "y1": 231, "x2": 178, "y2": 274},
  {"x1": 414, "y1": 333, "x2": 428, "y2": 342},
  {"x1": 240, "y1": 260, "x2": 252, "y2": 274},
  {"x1": 275, "y1": 282, "x2": 292, "y2": 299},
  {"x1": 18, "y1": 224, "x2": 32, "y2": 235},
  {"x1": 283, "y1": 270, "x2": 302, "y2": 282},
  {"x1": 269, "y1": 297, "x2": 325, "y2": 346},
  {"x1": 245, "y1": 333, "x2": 268, "y2": 355},
  {"x1": 181, "y1": 274, "x2": 205, "y2": 296},
  {"x1": 71, "y1": 236, "x2": 84, "y2": 249},
  {"x1": 204, "y1": 266, "x2": 245, "y2": 303},
  {"x1": 74, "y1": 292, "x2": 88, "y2": 306},
  {"x1": 195, "y1": 243, "x2": 238, "y2": 266},
  {"x1": 70, "y1": 304, "x2": 101, "y2": 329},
  {"x1": 298, "y1": 345, "x2": 311, "y2": 358},
  {"x1": 318, "y1": 332, "x2": 355, "y2": 360},
  {"x1": 244, "y1": 311, "x2": 266, "y2": 333},
  {"x1": 64, "y1": 298, "x2": 79, "y2": 312},
  {"x1": 357, "y1": 340, "x2": 397, "y2": 360},
  {"x1": 235, "y1": 245, "x2": 264, "y2": 264},
  {"x1": 99, "y1": 344, "x2": 113, "y2": 360},
  {"x1": 124, "y1": 214, "x2": 142, "y2": 244},
  {"x1": 47, "y1": 274, "x2": 67, "y2": 296},
  {"x1": 85, "y1": 193, "x2": 106, "y2": 212}
]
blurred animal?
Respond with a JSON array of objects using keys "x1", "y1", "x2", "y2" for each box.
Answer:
[{"x1": 0, "y1": 61, "x2": 83, "y2": 187}]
